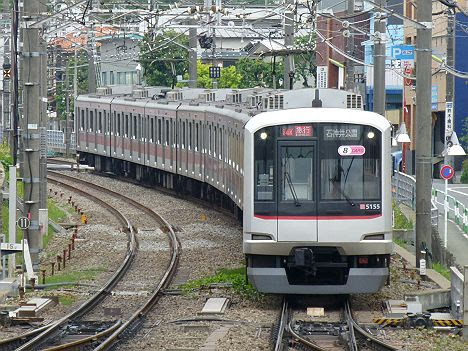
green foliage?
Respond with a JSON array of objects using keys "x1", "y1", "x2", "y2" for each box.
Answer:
[
  {"x1": 55, "y1": 52, "x2": 89, "y2": 121},
  {"x1": 140, "y1": 30, "x2": 189, "y2": 88},
  {"x1": 461, "y1": 159, "x2": 468, "y2": 184},
  {"x1": 182, "y1": 61, "x2": 242, "y2": 89},
  {"x1": 461, "y1": 115, "x2": 468, "y2": 148},
  {"x1": 392, "y1": 202, "x2": 413, "y2": 230},
  {"x1": 432, "y1": 262, "x2": 451, "y2": 280},
  {"x1": 0, "y1": 143, "x2": 12, "y2": 169},
  {"x1": 45, "y1": 268, "x2": 106, "y2": 285},
  {"x1": 181, "y1": 267, "x2": 263, "y2": 300},
  {"x1": 293, "y1": 35, "x2": 317, "y2": 87},
  {"x1": 393, "y1": 237, "x2": 407, "y2": 247},
  {"x1": 58, "y1": 295, "x2": 76, "y2": 306},
  {"x1": 235, "y1": 58, "x2": 283, "y2": 88}
]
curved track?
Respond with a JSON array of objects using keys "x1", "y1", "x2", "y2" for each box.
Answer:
[{"x1": 0, "y1": 172, "x2": 180, "y2": 351}]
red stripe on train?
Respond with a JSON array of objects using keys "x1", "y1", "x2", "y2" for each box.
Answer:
[{"x1": 254, "y1": 215, "x2": 382, "y2": 220}]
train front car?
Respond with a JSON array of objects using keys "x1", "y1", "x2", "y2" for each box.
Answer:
[{"x1": 243, "y1": 108, "x2": 393, "y2": 294}]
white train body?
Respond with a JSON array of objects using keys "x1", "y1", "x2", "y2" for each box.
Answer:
[{"x1": 75, "y1": 88, "x2": 392, "y2": 294}]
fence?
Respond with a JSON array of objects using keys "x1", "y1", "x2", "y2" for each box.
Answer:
[
  {"x1": 392, "y1": 171, "x2": 439, "y2": 229},
  {"x1": 47, "y1": 130, "x2": 76, "y2": 154},
  {"x1": 432, "y1": 187, "x2": 468, "y2": 235}
]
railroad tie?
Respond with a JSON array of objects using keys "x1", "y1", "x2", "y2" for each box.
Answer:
[{"x1": 198, "y1": 326, "x2": 231, "y2": 351}]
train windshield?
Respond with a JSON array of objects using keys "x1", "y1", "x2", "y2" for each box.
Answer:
[
  {"x1": 254, "y1": 123, "x2": 382, "y2": 216},
  {"x1": 320, "y1": 124, "x2": 381, "y2": 202}
]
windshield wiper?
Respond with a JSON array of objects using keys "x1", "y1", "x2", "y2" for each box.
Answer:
[
  {"x1": 338, "y1": 186, "x2": 355, "y2": 207},
  {"x1": 284, "y1": 171, "x2": 301, "y2": 206}
]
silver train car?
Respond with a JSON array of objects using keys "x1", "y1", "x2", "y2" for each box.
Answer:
[{"x1": 75, "y1": 87, "x2": 392, "y2": 294}]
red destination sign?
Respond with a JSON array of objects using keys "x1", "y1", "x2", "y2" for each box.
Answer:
[{"x1": 281, "y1": 125, "x2": 313, "y2": 137}]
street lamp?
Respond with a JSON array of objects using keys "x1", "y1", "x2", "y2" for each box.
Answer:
[
  {"x1": 443, "y1": 131, "x2": 466, "y2": 156},
  {"x1": 395, "y1": 122, "x2": 411, "y2": 143}
]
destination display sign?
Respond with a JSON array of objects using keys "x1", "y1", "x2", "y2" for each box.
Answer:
[
  {"x1": 323, "y1": 125, "x2": 361, "y2": 141},
  {"x1": 280, "y1": 125, "x2": 314, "y2": 137}
]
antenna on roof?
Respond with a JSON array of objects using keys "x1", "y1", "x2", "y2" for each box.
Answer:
[{"x1": 312, "y1": 89, "x2": 322, "y2": 107}]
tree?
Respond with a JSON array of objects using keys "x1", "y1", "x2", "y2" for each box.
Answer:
[
  {"x1": 461, "y1": 115, "x2": 468, "y2": 148},
  {"x1": 293, "y1": 35, "x2": 317, "y2": 87},
  {"x1": 179, "y1": 61, "x2": 242, "y2": 88},
  {"x1": 55, "y1": 51, "x2": 88, "y2": 121},
  {"x1": 235, "y1": 58, "x2": 283, "y2": 88},
  {"x1": 139, "y1": 30, "x2": 189, "y2": 88}
]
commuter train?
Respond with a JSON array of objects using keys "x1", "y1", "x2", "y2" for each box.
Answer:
[{"x1": 75, "y1": 87, "x2": 393, "y2": 294}]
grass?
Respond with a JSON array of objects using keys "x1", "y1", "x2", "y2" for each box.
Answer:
[
  {"x1": 58, "y1": 295, "x2": 76, "y2": 306},
  {"x1": 180, "y1": 267, "x2": 263, "y2": 301},
  {"x1": 432, "y1": 262, "x2": 451, "y2": 280},
  {"x1": 393, "y1": 237, "x2": 407, "y2": 247},
  {"x1": 392, "y1": 201, "x2": 413, "y2": 230},
  {"x1": 44, "y1": 268, "x2": 106, "y2": 285}
]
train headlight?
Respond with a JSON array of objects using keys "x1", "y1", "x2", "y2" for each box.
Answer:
[
  {"x1": 367, "y1": 131, "x2": 375, "y2": 139},
  {"x1": 260, "y1": 132, "x2": 268, "y2": 140}
]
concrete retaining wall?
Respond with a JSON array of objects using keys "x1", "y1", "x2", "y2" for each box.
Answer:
[{"x1": 451, "y1": 267, "x2": 464, "y2": 319}]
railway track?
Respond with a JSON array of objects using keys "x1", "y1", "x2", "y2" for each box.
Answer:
[
  {"x1": 0, "y1": 172, "x2": 181, "y2": 351},
  {"x1": 274, "y1": 298, "x2": 399, "y2": 351}
]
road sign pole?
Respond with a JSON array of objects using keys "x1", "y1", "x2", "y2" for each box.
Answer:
[{"x1": 444, "y1": 177, "x2": 448, "y2": 249}]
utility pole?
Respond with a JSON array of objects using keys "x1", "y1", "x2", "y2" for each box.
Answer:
[
  {"x1": 283, "y1": 0, "x2": 294, "y2": 90},
  {"x1": 87, "y1": 1, "x2": 97, "y2": 93},
  {"x1": 345, "y1": 0, "x2": 355, "y2": 91},
  {"x1": 65, "y1": 62, "x2": 70, "y2": 158},
  {"x1": 373, "y1": 0, "x2": 386, "y2": 115},
  {"x1": 444, "y1": 8, "x2": 455, "y2": 182},
  {"x1": 415, "y1": 0, "x2": 433, "y2": 269},
  {"x1": 11, "y1": 0, "x2": 18, "y2": 164},
  {"x1": 2, "y1": 0, "x2": 11, "y2": 145},
  {"x1": 21, "y1": 0, "x2": 47, "y2": 270},
  {"x1": 188, "y1": 21, "x2": 198, "y2": 88}
]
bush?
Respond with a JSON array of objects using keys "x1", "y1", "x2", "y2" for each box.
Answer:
[{"x1": 461, "y1": 159, "x2": 468, "y2": 184}]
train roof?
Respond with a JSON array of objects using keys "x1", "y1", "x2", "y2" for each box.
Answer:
[
  {"x1": 246, "y1": 108, "x2": 391, "y2": 133},
  {"x1": 76, "y1": 87, "x2": 369, "y2": 127}
]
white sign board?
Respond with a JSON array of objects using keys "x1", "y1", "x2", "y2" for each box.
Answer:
[
  {"x1": 317, "y1": 66, "x2": 328, "y2": 88},
  {"x1": 445, "y1": 101, "x2": 454, "y2": 142},
  {"x1": 0, "y1": 242, "x2": 22, "y2": 251}
]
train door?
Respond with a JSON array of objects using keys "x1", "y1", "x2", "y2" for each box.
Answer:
[{"x1": 277, "y1": 140, "x2": 318, "y2": 242}]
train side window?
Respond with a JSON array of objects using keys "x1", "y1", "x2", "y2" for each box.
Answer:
[
  {"x1": 208, "y1": 125, "x2": 212, "y2": 155},
  {"x1": 220, "y1": 128, "x2": 223, "y2": 160},
  {"x1": 117, "y1": 113, "x2": 121, "y2": 136},
  {"x1": 254, "y1": 127, "x2": 275, "y2": 201},
  {"x1": 165, "y1": 120, "x2": 170, "y2": 146},
  {"x1": 125, "y1": 114, "x2": 128, "y2": 137},
  {"x1": 158, "y1": 118, "x2": 162, "y2": 144},
  {"x1": 214, "y1": 126, "x2": 217, "y2": 157},
  {"x1": 195, "y1": 123, "x2": 199, "y2": 151},
  {"x1": 188, "y1": 122, "x2": 192, "y2": 150},
  {"x1": 182, "y1": 121, "x2": 186, "y2": 149},
  {"x1": 89, "y1": 110, "x2": 94, "y2": 132},
  {"x1": 133, "y1": 114, "x2": 137, "y2": 139},
  {"x1": 150, "y1": 118, "x2": 154, "y2": 142},
  {"x1": 80, "y1": 109, "x2": 85, "y2": 131},
  {"x1": 98, "y1": 111, "x2": 102, "y2": 133}
]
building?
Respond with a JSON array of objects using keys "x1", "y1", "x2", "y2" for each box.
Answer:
[{"x1": 403, "y1": 0, "x2": 468, "y2": 174}]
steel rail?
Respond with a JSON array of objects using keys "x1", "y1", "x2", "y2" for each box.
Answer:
[
  {"x1": 345, "y1": 300, "x2": 399, "y2": 351},
  {"x1": 47, "y1": 171, "x2": 182, "y2": 351},
  {"x1": 273, "y1": 298, "x2": 289, "y2": 351},
  {"x1": 41, "y1": 320, "x2": 122, "y2": 351},
  {"x1": 2, "y1": 177, "x2": 137, "y2": 351}
]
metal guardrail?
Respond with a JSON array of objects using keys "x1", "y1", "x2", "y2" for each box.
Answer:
[
  {"x1": 392, "y1": 171, "x2": 439, "y2": 229},
  {"x1": 432, "y1": 187, "x2": 468, "y2": 235}
]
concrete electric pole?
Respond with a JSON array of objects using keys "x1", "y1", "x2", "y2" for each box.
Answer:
[
  {"x1": 283, "y1": 0, "x2": 294, "y2": 90},
  {"x1": 373, "y1": 0, "x2": 386, "y2": 116},
  {"x1": 188, "y1": 21, "x2": 198, "y2": 88},
  {"x1": 415, "y1": 0, "x2": 433, "y2": 268},
  {"x1": 21, "y1": 0, "x2": 47, "y2": 270},
  {"x1": 444, "y1": 8, "x2": 455, "y2": 181},
  {"x1": 87, "y1": 1, "x2": 98, "y2": 94},
  {"x1": 345, "y1": 0, "x2": 355, "y2": 91}
]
